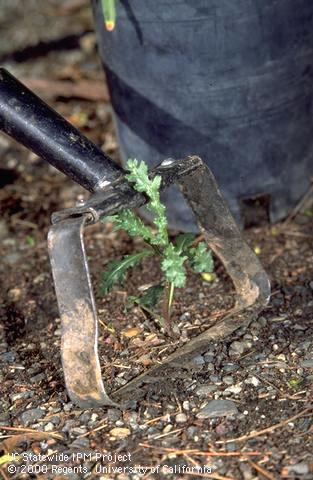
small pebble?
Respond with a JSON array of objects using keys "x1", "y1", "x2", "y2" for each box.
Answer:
[
  {"x1": 245, "y1": 376, "x2": 260, "y2": 387},
  {"x1": 109, "y1": 427, "x2": 131, "y2": 438},
  {"x1": 239, "y1": 462, "x2": 254, "y2": 480},
  {"x1": 10, "y1": 391, "x2": 34, "y2": 401},
  {"x1": 79, "y1": 412, "x2": 91, "y2": 424},
  {"x1": 222, "y1": 363, "x2": 239, "y2": 373},
  {"x1": 163, "y1": 424, "x2": 173, "y2": 433},
  {"x1": 276, "y1": 354, "x2": 286, "y2": 362},
  {"x1": 63, "y1": 403, "x2": 73, "y2": 412},
  {"x1": 258, "y1": 316, "x2": 267, "y2": 327},
  {"x1": 0, "y1": 351, "x2": 16, "y2": 363},
  {"x1": 71, "y1": 426, "x2": 87, "y2": 435},
  {"x1": 229, "y1": 341, "x2": 245, "y2": 355},
  {"x1": 192, "y1": 355, "x2": 205, "y2": 366},
  {"x1": 20, "y1": 408, "x2": 45, "y2": 426},
  {"x1": 301, "y1": 359, "x2": 313, "y2": 368},
  {"x1": 283, "y1": 463, "x2": 309, "y2": 475},
  {"x1": 223, "y1": 376, "x2": 234, "y2": 385},
  {"x1": 44, "y1": 422, "x2": 55, "y2": 432},
  {"x1": 186, "y1": 426, "x2": 197, "y2": 439},
  {"x1": 70, "y1": 438, "x2": 90, "y2": 449},
  {"x1": 175, "y1": 413, "x2": 188, "y2": 423},
  {"x1": 106, "y1": 408, "x2": 122, "y2": 422},
  {"x1": 195, "y1": 385, "x2": 217, "y2": 397},
  {"x1": 197, "y1": 400, "x2": 238, "y2": 419},
  {"x1": 209, "y1": 375, "x2": 222, "y2": 383},
  {"x1": 30, "y1": 373, "x2": 45, "y2": 383},
  {"x1": 224, "y1": 384, "x2": 242, "y2": 395},
  {"x1": 203, "y1": 353, "x2": 214, "y2": 363},
  {"x1": 49, "y1": 415, "x2": 61, "y2": 426}
]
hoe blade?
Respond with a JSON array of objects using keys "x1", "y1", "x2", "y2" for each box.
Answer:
[{"x1": 48, "y1": 157, "x2": 270, "y2": 407}]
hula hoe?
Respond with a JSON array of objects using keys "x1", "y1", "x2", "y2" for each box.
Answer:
[{"x1": 0, "y1": 68, "x2": 270, "y2": 408}]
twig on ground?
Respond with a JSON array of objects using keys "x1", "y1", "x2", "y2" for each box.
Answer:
[
  {"x1": 138, "y1": 443, "x2": 269, "y2": 457},
  {"x1": 139, "y1": 443, "x2": 198, "y2": 455},
  {"x1": 148, "y1": 428, "x2": 183, "y2": 441},
  {"x1": 183, "y1": 472, "x2": 235, "y2": 480},
  {"x1": 215, "y1": 407, "x2": 312, "y2": 444},
  {"x1": 0, "y1": 426, "x2": 53, "y2": 434},
  {"x1": 22, "y1": 78, "x2": 109, "y2": 102},
  {"x1": 78, "y1": 420, "x2": 108, "y2": 438},
  {"x1": 246, "y1": 459, "x2": 277, "y2": 480},
  {"x1": 0, "y1": 467, "x2": 10, "y2": 480},
  {"x1": 144, "y1": 414, "x2": 171, "y2": 425}
]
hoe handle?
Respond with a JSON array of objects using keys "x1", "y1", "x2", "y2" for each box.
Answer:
[{"x1": 0, "y1": 68, "x2": 124, "y2": 192}]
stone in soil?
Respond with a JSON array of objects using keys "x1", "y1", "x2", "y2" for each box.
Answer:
[
  {"x1": 197, "y1": 400, "x2": 238, "y2": 419},
  {"x1": 195, "y1": 385, "x2": 217, "y2": 397},
  {"x1": 229, "y1": 341, "x2": 245, "y2": 355},
  {"x1": 175, "y1": 413, "x2": 188, "y2": 423},
  {"x1": 109, "y1": 427, "x2": 131, "y2": 438},
  {"x1": 70, "y1": 438, "x2": 91, "y2": 449},
  {"x1": 20, "y1": 408, "x2": 45, "y2": 426},
  {"x1": 283, "y1": 463, "x2": 310, "y2": 475},
  {"x1": 301, "y1": 359, "x2": 313, "y2": 368},
  {"x1": 30, "y1": 373, "x2": 46, "y2": 383},
  {"x1": 222, "y1": 376, "x2": 234, "y2": 385},
  {"x1": 0, "y1": 351, "x2": 16, "y2": 363},
  {"x1": 10, "y1": 391, "x2": 35, "y2": 401},
  {"x1": 44, "y1": 422, "x2": 55, "y2": 432},
  {"x1": 106, "y1": 408, "x2": 122, "y2": 422},
  {"x1": 223, "y1": 384, "x2": 242, "y2": 395},
  {"x1": 245, "y1": 376, "x2": 260, "y2": 387},
  {"x1": 192, "y1": 355, "x2": 205, "y2": 365}
]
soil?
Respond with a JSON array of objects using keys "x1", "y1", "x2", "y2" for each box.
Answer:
[{"x1": 0, "y1": 2, "x2": 313, "y2": 480}]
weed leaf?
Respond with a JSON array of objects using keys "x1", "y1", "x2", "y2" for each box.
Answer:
[
  {"x1": 104, "y1": 210, "x2": 153, "y2": 242},
  {"x1": 189, "y1": 242, "x2": 214, "y2": 273},
  {"x1": 101, "y1": 250, "x2": 152, "y2": 294},
  {"x1": 161, "y1": 244, "x2": 187, "y2": 288},
  {"x1": 138, "y1": 284, "x2": 164, "y2": 307},
  {"x1": 175, "y1": 233, "x2": 195, "y2": 253}
]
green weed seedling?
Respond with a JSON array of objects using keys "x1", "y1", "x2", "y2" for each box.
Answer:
[{"x1": 101, "y1": 159, "x2": 214, "y2": 328}]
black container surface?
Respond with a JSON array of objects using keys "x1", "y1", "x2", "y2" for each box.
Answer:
[{"x1": 93, "y1": 0, "x2": 313, "y2": 230}]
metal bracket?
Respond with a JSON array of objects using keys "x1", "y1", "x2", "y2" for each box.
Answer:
[{"x1": 48, "y1": 156, "x2": 270, "y2": 408}]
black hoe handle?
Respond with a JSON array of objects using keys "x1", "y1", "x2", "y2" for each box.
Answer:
[{"x1": 0, "y1": 68, "x2": 124, "y2": 192}]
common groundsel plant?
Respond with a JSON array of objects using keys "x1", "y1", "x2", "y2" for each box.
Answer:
[{"x1": 101, "y1": 159, "x2": 214, "y2": 326}]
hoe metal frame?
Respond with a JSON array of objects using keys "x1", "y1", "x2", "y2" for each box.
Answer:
[{"x1": 0, "y1": 69, "x2": 270, "y2": 408}]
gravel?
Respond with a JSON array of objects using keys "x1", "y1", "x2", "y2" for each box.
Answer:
[
  {"x1": 229, "y1": 341, "x2": 245, "y2": 355},
  {"x1": 196, "y1": 400, "x2": 239, "y2": 419},
  {"x1": 30, "y1": 372, "x2": 46, "y2": 383},
  {"x1": 106, "y1": 408, "x2": 122, "y2": 422},
  {"x1": 0, "y1": 351, "x2": 16, "y2": 363},
  {"x1": 301, "y1": 359, "x2": 313, "y2": 368},
  {"x1": 175, "y1": 413, "x2": 188, "y2": 423},
  {"x1": 20, "y1": 408, "x2": 45, "y2": 426},
  {"x1": 192, "y1": 355, "x2": 205, "y2": 366},
  {"x1": 195, "y1": 385, "x2": 218, "y2": 396}
]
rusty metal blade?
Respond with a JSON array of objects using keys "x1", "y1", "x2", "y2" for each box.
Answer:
[{"x1": 48, "y1": 216, "x2": 118, "y2": 408}]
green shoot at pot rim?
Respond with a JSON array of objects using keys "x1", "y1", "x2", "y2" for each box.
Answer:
[
  {"x1": 101, "y1": 159, "x2": 214, "y2": 325},
  {"x1": 101, "y1": 0, "x2": 116, "y2": 31}
]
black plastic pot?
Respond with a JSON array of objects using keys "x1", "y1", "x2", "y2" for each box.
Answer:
[{"x1": 92, "y1": 0, "x2": 313, "y2": 230}]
